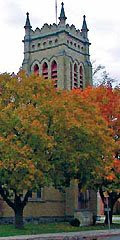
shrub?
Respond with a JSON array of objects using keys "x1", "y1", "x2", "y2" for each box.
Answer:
[{"x1": 70, "y1": 218, "x2": 80, "y2": 227}]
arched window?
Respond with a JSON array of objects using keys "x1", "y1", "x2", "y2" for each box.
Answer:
[
  {"x1": 51, "y1": 60, "x2": 57, "y2": 88},
  {"x1": 80, "y1": 65, "x2": 83, "y2": 89},
  {"x1": 74, "y1": 63, "x2": 78, "y2": 88},
  {"x1": 34, "y1": 64, "x2": 39, "y2": 76},
  {"x1": 78, "y1": 185, "x2": 90, "y2": 210},
  {"x1": 70, "y1": 62, "x2": 72, "y2": 90},
  {"x1": 42, "y1": 62, "x2": 48, "y2": 79}
]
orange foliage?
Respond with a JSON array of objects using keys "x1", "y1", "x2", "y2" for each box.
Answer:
[{"x1": 80, "y1": 86, "x2": 120, "y2": 185}]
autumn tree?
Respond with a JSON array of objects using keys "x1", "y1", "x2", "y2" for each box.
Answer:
[
  {"x1": 0, "y1": 72, "x2": 115, "y2": 228},
  {"x1": 82, "y1": 86, "x2": 120, "y2": 224}
]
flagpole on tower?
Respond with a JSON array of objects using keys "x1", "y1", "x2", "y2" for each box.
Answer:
[{"x1": 55, "y1": 0, "x2": 57, "y2": 24}]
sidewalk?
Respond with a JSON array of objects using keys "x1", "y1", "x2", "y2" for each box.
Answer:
[{"x1": 0, "y1": 229, "x2": 120, "y2": 240}]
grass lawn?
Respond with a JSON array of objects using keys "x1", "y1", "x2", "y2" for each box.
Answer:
[{"x1": 0, "y1": 222, "x2": 120, "y2": 237}]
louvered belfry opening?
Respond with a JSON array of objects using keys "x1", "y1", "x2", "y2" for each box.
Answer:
[
  {"x1": 80, "y1": 65, "x2": 83, "y2": 89},
  {"x1": 42, "y1": 62, "x2": 48, "y2": 79},
  {"x1": 34, "y1": 64, "x2": 39, "y2": 75},
  {"x1": 70, "y1": 62, "x2": 72, "y2": 90},
  {"x1": 74, "y1": 63, "x2": 78, "y2": 88},
  {"x1": 51, "y1": 60, "x2": 57, "y2": 88}
]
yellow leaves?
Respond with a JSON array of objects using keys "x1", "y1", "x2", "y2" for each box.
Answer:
[
  {"x1": 31, "y1": 120, "x2": 44, "y2": 133},
  {"x1": 6, "y1": 133, "x2": 14, "y2": 141},
  {"x1": 20, "y1": 145, "x2": 32, "y2": 157},
  {"x1": 0, "y1": 136, "x2": 4, "y2": 142}
]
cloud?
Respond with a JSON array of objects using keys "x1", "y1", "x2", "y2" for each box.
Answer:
[{"x1": 2, "y1": 0, "x2": 24, "y2": 27}]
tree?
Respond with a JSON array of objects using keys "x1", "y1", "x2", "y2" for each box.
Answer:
[
  {"x1": 92, "y1": 62, "x2": 117, "y2": 87},
  {"x1": 82, "y1": 86, "x2": 120, "y2": 224},
  {"x1": 0, "y1": 72, "x2": 58, "y2": 228},
  {"x1": 0, "y1": 72, "x2": 115, "y2": 228},
  {"x1": 57, "y1": 89, "x2": 115, "y2": 189}
]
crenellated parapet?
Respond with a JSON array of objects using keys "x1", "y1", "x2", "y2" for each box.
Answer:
[
  {"x1": 28, "y1": 21, "x2": 88, "y2": 44},
  {"x1": 24, "y1": 2, "x2": 89, "y2": 44}
]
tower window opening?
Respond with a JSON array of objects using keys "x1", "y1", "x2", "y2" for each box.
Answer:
[
  {"x1": 32, "y1": 44, "x2": 35, "y2": 49},
  {"x1": 49, "y1": 40, "x2": 52, "y2": 45},
  {"x1": 38, "y1": 43, "x2": 40, "y2": 47},
  {"x1": 55, "y1": 39, "x2": 58, "y2": 43},
  {"x1": 34, "y1": 64, "x2": 39, "y2": 75},
  {"x1": 74, "y1": 63, "x2": 78, "y2": 88},
  {"x1": 51, "y1": 60, "x2": 57, "y2": 88},
  {"x1": 43, "y1": 42, "x2": 46, "y2": 46},
  {"x1": 80, "y1": 66, "x2": 83, "y2": 89},
  {"x1": 42, "y1": 62, "x2": 48, "y2": 79}
]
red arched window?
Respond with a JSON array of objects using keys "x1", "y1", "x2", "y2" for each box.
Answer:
[
  {"x1": 34, "y1": 64, "x2": 39, "y2": 76},
  {"x1": 42, "y1": 62, "x2": 48, "y2": 79},
  {"x1": 51, "y1": 60, "x2": 57, "y2": 88},
  {"x1": 74, "y1": 63, "x2": 78, "y2": 88},
  {"x1": 80, "y1": 66, "x2": 83, "y2": 89}
]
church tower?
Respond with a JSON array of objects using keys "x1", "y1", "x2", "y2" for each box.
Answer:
[
  {"x1": 22, "y1": 4, "x2": 96, "y2": 224},
  {"x1": 22, "y1": 2, "x2": 92, "y2": 89}
]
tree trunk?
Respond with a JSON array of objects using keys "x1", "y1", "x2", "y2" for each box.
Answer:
[
  {"x1": 0, "y1": 186, "x2": 31, "y2": 229},
  {"x1": 14, "y1": 207, "x2": 24, "y2": 229}
]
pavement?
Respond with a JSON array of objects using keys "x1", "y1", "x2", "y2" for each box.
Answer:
[{"x1": 1, "y1": 229, "x2": 120, "y2": 240}]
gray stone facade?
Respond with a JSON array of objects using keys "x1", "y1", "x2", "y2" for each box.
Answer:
[{"x1": 22, "y1": 3, "x2": 92, "y2": 90}]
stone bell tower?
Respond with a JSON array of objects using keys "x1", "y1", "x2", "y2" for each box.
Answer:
[
  {"x1": 22, "y1": 3, "x2": 97, "y2": 225},
  {"x1": 22, "y1": 2, "x2": 92, "y2": 89}
]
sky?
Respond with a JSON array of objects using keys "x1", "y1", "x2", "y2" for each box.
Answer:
[{"x1": 0, "y1": 0, "x2": 120, "y2": 85}]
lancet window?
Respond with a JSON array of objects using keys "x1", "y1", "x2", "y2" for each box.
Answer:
[
  {"x1": 51, "y1": 60, "x2": 57, "y2": 88},
  {"x1": 70, "y1": 62, "x2": 72, "y2": 90},
  {"x1": 42, "y1": 62, "x2": 48, "y2": 79},
  {"x1": 74, "y1": 63, "x2": 78, "y2": 88},
  {"x1": 33, "y1": 64, "x2": 39, "y2": 75},
  {"x1": 80, "y1": 65, "x2": 83, "y2": 89}
]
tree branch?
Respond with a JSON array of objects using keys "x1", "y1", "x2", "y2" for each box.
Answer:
[
  {"x1": 0, "y1": 185, "x2": 15, "y2": 210},
  {"x1": 22, "y1": 190, "x2": 32, "y2": 208}
]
